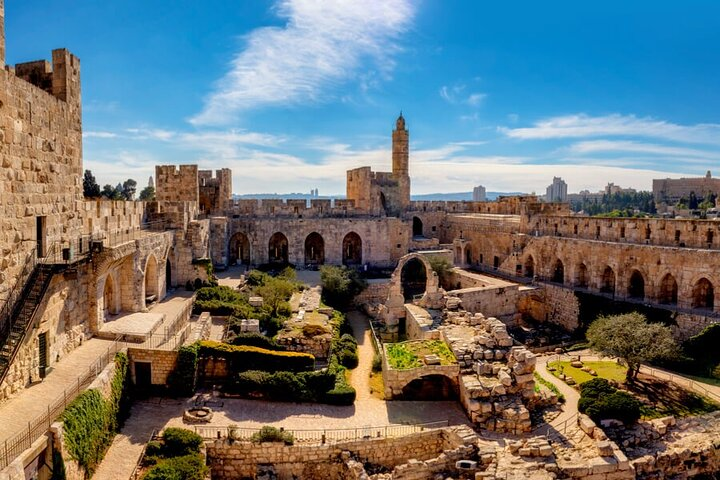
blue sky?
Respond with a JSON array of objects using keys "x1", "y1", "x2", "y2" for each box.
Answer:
[{"x1": 7, "y1": 0, "x2": 720, "y2": 195}]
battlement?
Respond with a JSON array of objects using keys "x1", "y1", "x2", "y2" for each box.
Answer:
[
  {"x1": 9, "y1": 49, "x2": 81, "y2": 103},
  {"x1": 221, "y1": 198, "x2": 365, "y2": 218},
  {"x1": 199, "y1": 168, "x2": 232, "y2": 215},
  {"x1": 155, "y1": 165, "x2": 199, "y2": 203}
]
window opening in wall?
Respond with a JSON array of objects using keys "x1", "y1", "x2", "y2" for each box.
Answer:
[
  {"x1": 675, "y1": 230, "x2": 681, "y2": 242},
  {"x1": 707, "y1": 230, "x2": 714, "y2": 245},
  {"x1": 573, "y1": 225, "x2": 578, "y2": 235},
  {"x1": 620, "y1": 227, "x2": 625, "y2": 238},
  {"x1": 645, "y1": 227, "x2": 651, "y2": 240},
  {"x1": 493, "y1": 256, "x2": 499, "y2": 270},
  {"x1": 38, "y1": 331, "x2": 48, "y2": 379},
  {"x1": 36, "y1": 216, "x2": 47, "y2": 258},
  {"x1": 595, "y1": 226, "x2": 600, "y2": 238}
]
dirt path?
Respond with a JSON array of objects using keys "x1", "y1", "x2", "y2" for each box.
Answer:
[{"x1": 347, "y1": 310, "x2": 377, "y2": 402}]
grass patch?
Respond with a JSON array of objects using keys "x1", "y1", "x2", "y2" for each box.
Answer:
[
  {"x1": 369, "y1": 371, "x2": 385, "y2": 400},
  {"x1": 548, "y1": 360, "x2": 627, "y2": 385},
  {"x1": 631, "y1": 375, "x2": 720, "y2": 419},
  {"x1": 534, "y1": 372, "x2": 565, "y2": 403},
  {"x1": 386, "y1": 340, "x2": 456, "y2": 370}
]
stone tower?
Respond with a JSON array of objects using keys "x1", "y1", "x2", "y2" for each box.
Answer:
[{"x1": 392, "y1": 113, "x2": 411, "y2": 210}]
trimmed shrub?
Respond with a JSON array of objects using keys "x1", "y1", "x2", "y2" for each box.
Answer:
[
  {"x1": 142, "y1": 454, "x2": 208, "y2": 480},
  {"x1": 161, "y1": 428, "x2": 203, "y2": 457},
  {"x1": 320, "y1": 265, "x2": 367, "y2": 309},
  {"x1": 226, "y1": 332, "x2": 284, "y2": 351},
  {"x1": 250, "y1": 426, "x2": 294, "y2": 445},
  {"x1": 199, "y1": 340, "x2": 314, "y2": 373},
  {"x1": 578, "y1": 378, "x2": 641, "y2": 425},
  {"x1": 228, "y1": 369, "x2": 337, "y2": 403},
  {"x1": 371, "y1": 354, "x2": 382, "y2": 373}
]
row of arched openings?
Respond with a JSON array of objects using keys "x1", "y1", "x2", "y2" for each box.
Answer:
[
  {"x1": 229, "y1": 231, "x2": 363, "y2": 267},
  {"x1": 524, "y1": 255, "x2": 714, "y2": 310}
]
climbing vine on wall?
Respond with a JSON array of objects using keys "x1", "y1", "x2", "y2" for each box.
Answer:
[
  {"x1": 60, "y1": 352, "x2": 129, "y2": 479},
  {"x1": 168, "y1": 343, "x2": 199, "y2": 396}
]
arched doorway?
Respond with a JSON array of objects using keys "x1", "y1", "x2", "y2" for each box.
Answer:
[
  {"x1": 400, "y1": 375, "x2": 457, "y2": 400},
  {"x1": 229, "y1": 232, "x2": 251, "y2": 266},
  {"x1": 165, "y1": 259, "x2": 172, "y2": 290},
  {"x1": 145, "y1": 255, "x2": 159, "y2": 300},
  {"x1": 658, "y1": 274, "x2": 678, "y2": 305},
  {"x1": 401, "y1": 258, "x2": 427, "y2": 301},
  {"x1": 524, "y1": 255, "x2": 535, "y2": 278},
  {"x1": 692, "y1": 278, "x2": 714, "y2": 310},
  {"x1": 268, "y1": 232, "x2": 289, "y2": 264},
  {"x1": 304, "y1": 232, "x2": 325, "y2": 267},
  {"x1": 628, "y1": 270, "x2": 645, "y2": 300},
  {"x1": 103, "y1": 275, "x2": 118, "y2": 320},
  {"x1": 342, "y1": 232, "x2": 362, "y2": 266},
  {"x1": 600, "y1": 266, "x2": 615, "y2": 294},
  {"x1": 412, "y1": 217, "x2": 423, "y2": 237},
  {"x1": 575, "y1": 263, "x2": 588, "y2": 288},
  {"x1": 552, "y1": 259, "x2": 564, "y2": 284},
  {"x1": 465, "y1": 246, "x2": 472, "y2": 265}
]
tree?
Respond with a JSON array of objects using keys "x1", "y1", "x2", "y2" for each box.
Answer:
[
  {"x1": 101, "y1": 184, "x2": 122, "y2": 200},
  {"x1": 428, "y1": 256, "x2": 453, "y2": 288},
  {"x1": 139, "y1": 185, "x2": 155, "y2": 201},
  {"x1": 586, "y1": 312, "x2": 679, "y2": 382},
  {"x1": 319, "y1": 265, "x2": 367, "y2": 309},
  {"x1": 689, "y1": 191, "x2": 698, "y2": 210},
  {"x1": 255, "y1": 276, "x2": 296, "y2": 318},
  {"x1": 83, "y1": 170, "x2": 101, "y2": 198},
  {"x1": 122, "y1": 179, "x2": 137, "y2": 201}
]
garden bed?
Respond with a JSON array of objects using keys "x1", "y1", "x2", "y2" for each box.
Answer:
[
  {"x1": 548, "y1": 360, "x2": 627, "y2": 385},
  {"x1": 386, "y1": 340, "x2": 456, "y2": 370}
]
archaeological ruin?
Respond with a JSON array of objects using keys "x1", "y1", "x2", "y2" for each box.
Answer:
[{"x1": 0, "y1": 2, "x2": 719, "y2": 479}]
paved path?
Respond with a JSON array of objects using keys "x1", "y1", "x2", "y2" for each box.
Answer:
[
  {"x1": 0, "y1": 337, "x2": 116, "y2": 446},
  {"x1": 348, "y1": 310, "x2": 378, "y2": 403}
]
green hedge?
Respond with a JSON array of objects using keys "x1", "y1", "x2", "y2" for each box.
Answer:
[
  {"x1": 199, "y1": 340, "x2": 314, "y2": 372},
  {"x1": 334, "y1": 333, "x2": 359, "y2": 369},
  {"x1": 225, "y1": 331, "x2": 285, "y2": 351},
  {"x1": 167, "y1": 343, "x2": 199, "y2": 396},
  {"x1": 578, "y1": 378, "x2": 641, "y2": 425},
  {"x1": 141, "y1": 428, "x2": 206, "y2": 480},
  {"x1": 143, "y1": 454, "x2": 207, "y2": 480},
  {"x1": 251, "y1": 426, "x2": 294, "y2": 445},
  {"x1": 61, "y1": 353, "x2": 130, "y2": 478},
  {"x1": 226, "y1": 369, "x2": 336, "y2": 403}
]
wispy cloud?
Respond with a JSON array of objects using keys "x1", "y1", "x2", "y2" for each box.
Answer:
[
  {"x1": 190, "y1": 0, "x2": 415, "y2": 125},
  {"x1": 501, "y1": 114, "x2": 720, "y2": 145},
  {"x1": 439, "y1": 83, "x2": 485, "y2": 106},
  {"x1": 83, "y1": 131, "x2": 118, "y2": 139},
  {"x1": 566, "y1": 140, "x2": 720, "y2": 160}
]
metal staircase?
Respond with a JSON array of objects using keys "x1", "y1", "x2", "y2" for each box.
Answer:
[{"x1": 0, "y1": 240, "x2": 91, "y2": 386}]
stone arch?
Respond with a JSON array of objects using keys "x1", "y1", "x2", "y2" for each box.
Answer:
[
  {"x1": 628, "y1": 270, "x2": 646, "y2": 300},
  {"x1": 575, "y1": 263, "x2": 588, "y2": 288},
  {"x1": 551, "y1": 259, "x2": 565, "y2": 284},
  {"x1": 523, "y1": 255, "x2": 535, "y2": 278},
  {"x1": 400, "y1": 374, "x2": 458, "y2": 400},
  {"x1": 144, "y1": 254, "x2": 159, "y2": 301},
  {"x1": 600, "y1": 266, "x2": 615, "y2": 294},
  {"x1": 692, "y1": 278, "x2": 715, "y2": 310},
  {"x1": 401, "y1": 257, "x2": 429, "y2": 301},
  {"x1": 268, "y1": 232, "x2": 289, "y2": 264},
  {"x1": 342, "y1": 232, "x2": 362, "y2": 266},
  {"x1": 657, "y1": 273, "x2": 678, "y2": 305},
  {"x1": 412, "y1": 216, "x2": 423, "y2": 237},
  {"x1": 304, "y1": 232, "x2": 325, "y2": 267},
  {"x1": 229, "y1": 232, "x2": 251, "y2": 266},
  {"x1": 101, "y1": 274, "x2": 119, "y2": 321}
]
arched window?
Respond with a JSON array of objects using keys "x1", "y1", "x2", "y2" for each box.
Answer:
[
  {"x1": 342, "y1": 232, "x2": 362, "y2": 266},
  {"x1": 628, "y1": 270, "x2": 645, "y2": 300},
  {"x1": 268, "y1": 232, "x2": 289, "y2": 264}
]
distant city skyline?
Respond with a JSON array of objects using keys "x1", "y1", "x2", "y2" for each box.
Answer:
[{"x1": 8, "y1": 1, "x2": 720, "y2": 194}]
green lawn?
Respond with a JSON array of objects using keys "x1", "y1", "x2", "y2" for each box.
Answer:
[
  {"x1": 386, "y1": 340, "x2": 456, "y2": 369},
  {"x1": 548, "y1": 360, "x2": 627, "y2": 385}
]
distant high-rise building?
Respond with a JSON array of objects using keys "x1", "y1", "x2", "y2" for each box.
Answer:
[
  {"x1": 148, "y1": 176, "x2": 154, "y2": 188},
  {"x1": 472, "y1": 185, "x2": 486, "y2": 201},
  {"x1": 545, "y1": 177, "x2": 568, "y2": 202}
]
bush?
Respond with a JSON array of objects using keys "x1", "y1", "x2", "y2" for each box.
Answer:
[
  {"x1": 267, "y1": 371, "x2": 308, "y2": 400},
  {"x1": 142, "y1": 454, "x2": 208, "y2": 480},
  {"x1": 199, "y1": 340, "x2": 315, "y2": 373},
  {"x1": 144, "y1": 440, "x2": 163, "y2": 458},
  {"x1": 228, "y1": 369, "x2": 337, "y2": 403},
  {"x1": 250, "y1": 426, "x2": 294, "y2": 445},
  {"x1": 226, "y1": 332, "x2": 284, "y2": 351},
  {"x1": 161, "y1": 428, "x2": 203, "y2": 457},
  {"x1": 371, "y1": 354, "x2": 382, "y2": 373},
  {"x1": 302, "y1": 323, "x2": 330, "y2": 337},
  {"x1": 320, "y1": 265, "x2": 367, "y2": 309},
  {"x1": 578, "y1": 378, "x2": 641, "y2": 425},
  {"x1": 246, "y1": 270, "x2": 269, "y2": 287},
  {"x1": 167, "y1": 343, "x2": 199, "y2": 396},
  {"x1": 683, "y1": 324, "x2": 720, "y2": 376}
]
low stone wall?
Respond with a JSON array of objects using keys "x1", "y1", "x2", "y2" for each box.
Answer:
[
  {"x1": 404, "y1": 304, "x2": 435, "y2": 340},
  {"x1": 673, "y1": 313, "x2": 718, "y2": 342},
  {"x1": 354, "y1": 280, "x2": 390, "y2": 316},
  {"x1": 517, "y1": 284, "x2": 580, "y2": 331},
  {"x1": 447, "y1": 285, "x2": 520, "y2": 319},
  {"x1": 381, "y1": 343, "x2": 460, "y2": 399},
  {"x1": 128, "y1": 348, "x2": 179, "y2": 385},
  {"x1": 206, "y1": 428, "x2": 468, "y2": 480}
]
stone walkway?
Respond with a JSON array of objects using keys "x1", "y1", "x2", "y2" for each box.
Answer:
[
  {"x1": 0, "y1": 337, "x2": 116, "y2": 446},
  {"x1": 348, "y1": 310, "x2": 378, "y2": 403},
  {"x1": 533, "y1": 354, "x2": 582, "y2": 444}
]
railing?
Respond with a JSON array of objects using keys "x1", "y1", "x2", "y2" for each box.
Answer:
[
  {"x1": 193, "y1": 420, "x2": 450, "y2": 444},
  {"x1": 129, "y1": 429, "x2": 158, "y2": 480},
  {"x1": 0, "y1": 245, "x2": 39, "y2": 350},
  {"x1": 94, "y1": 221, "x2": 169, "y2": 249},
  {"x1": 541, "y1": 412, "x2": 580, "y2": 446},
  {"x1": 0, "y1": 337, "x2": 124, "y2": 469}
]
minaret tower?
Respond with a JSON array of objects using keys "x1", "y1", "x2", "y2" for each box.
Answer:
[{"x1": 392, "y1": 113, "x2": 411, "y2": 209}]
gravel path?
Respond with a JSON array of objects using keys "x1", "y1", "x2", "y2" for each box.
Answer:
[{"x1": 348, "y1": 310, "x2": 379, "y2": 403}]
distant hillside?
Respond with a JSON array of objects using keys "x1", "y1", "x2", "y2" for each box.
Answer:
[
  {"x1": 410, "y1": 191, "x2": 525, "y2": 201},
  {"x1": 232, "y1": 191, "x2": 525, "y2": 201}
]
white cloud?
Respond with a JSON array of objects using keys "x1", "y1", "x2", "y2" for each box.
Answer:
[
  {"x1": 466, "y1": 93, "x2": 486, "y2": 106},
  {"x1": 191, "y1": 0, "x2": 415, "y2": 125},
  {"x1": 439, "y1": 83, "x2": 485, "y2": 106},
  {"x1": 566, "y1": 140, "x2": 720, "y2": 160},
  {"x1": 83, "y1": 131, "x2": 118, "y2": 139},
  {"x1": 501, "y1": 114, "x2": 720, "y2": 145}
]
